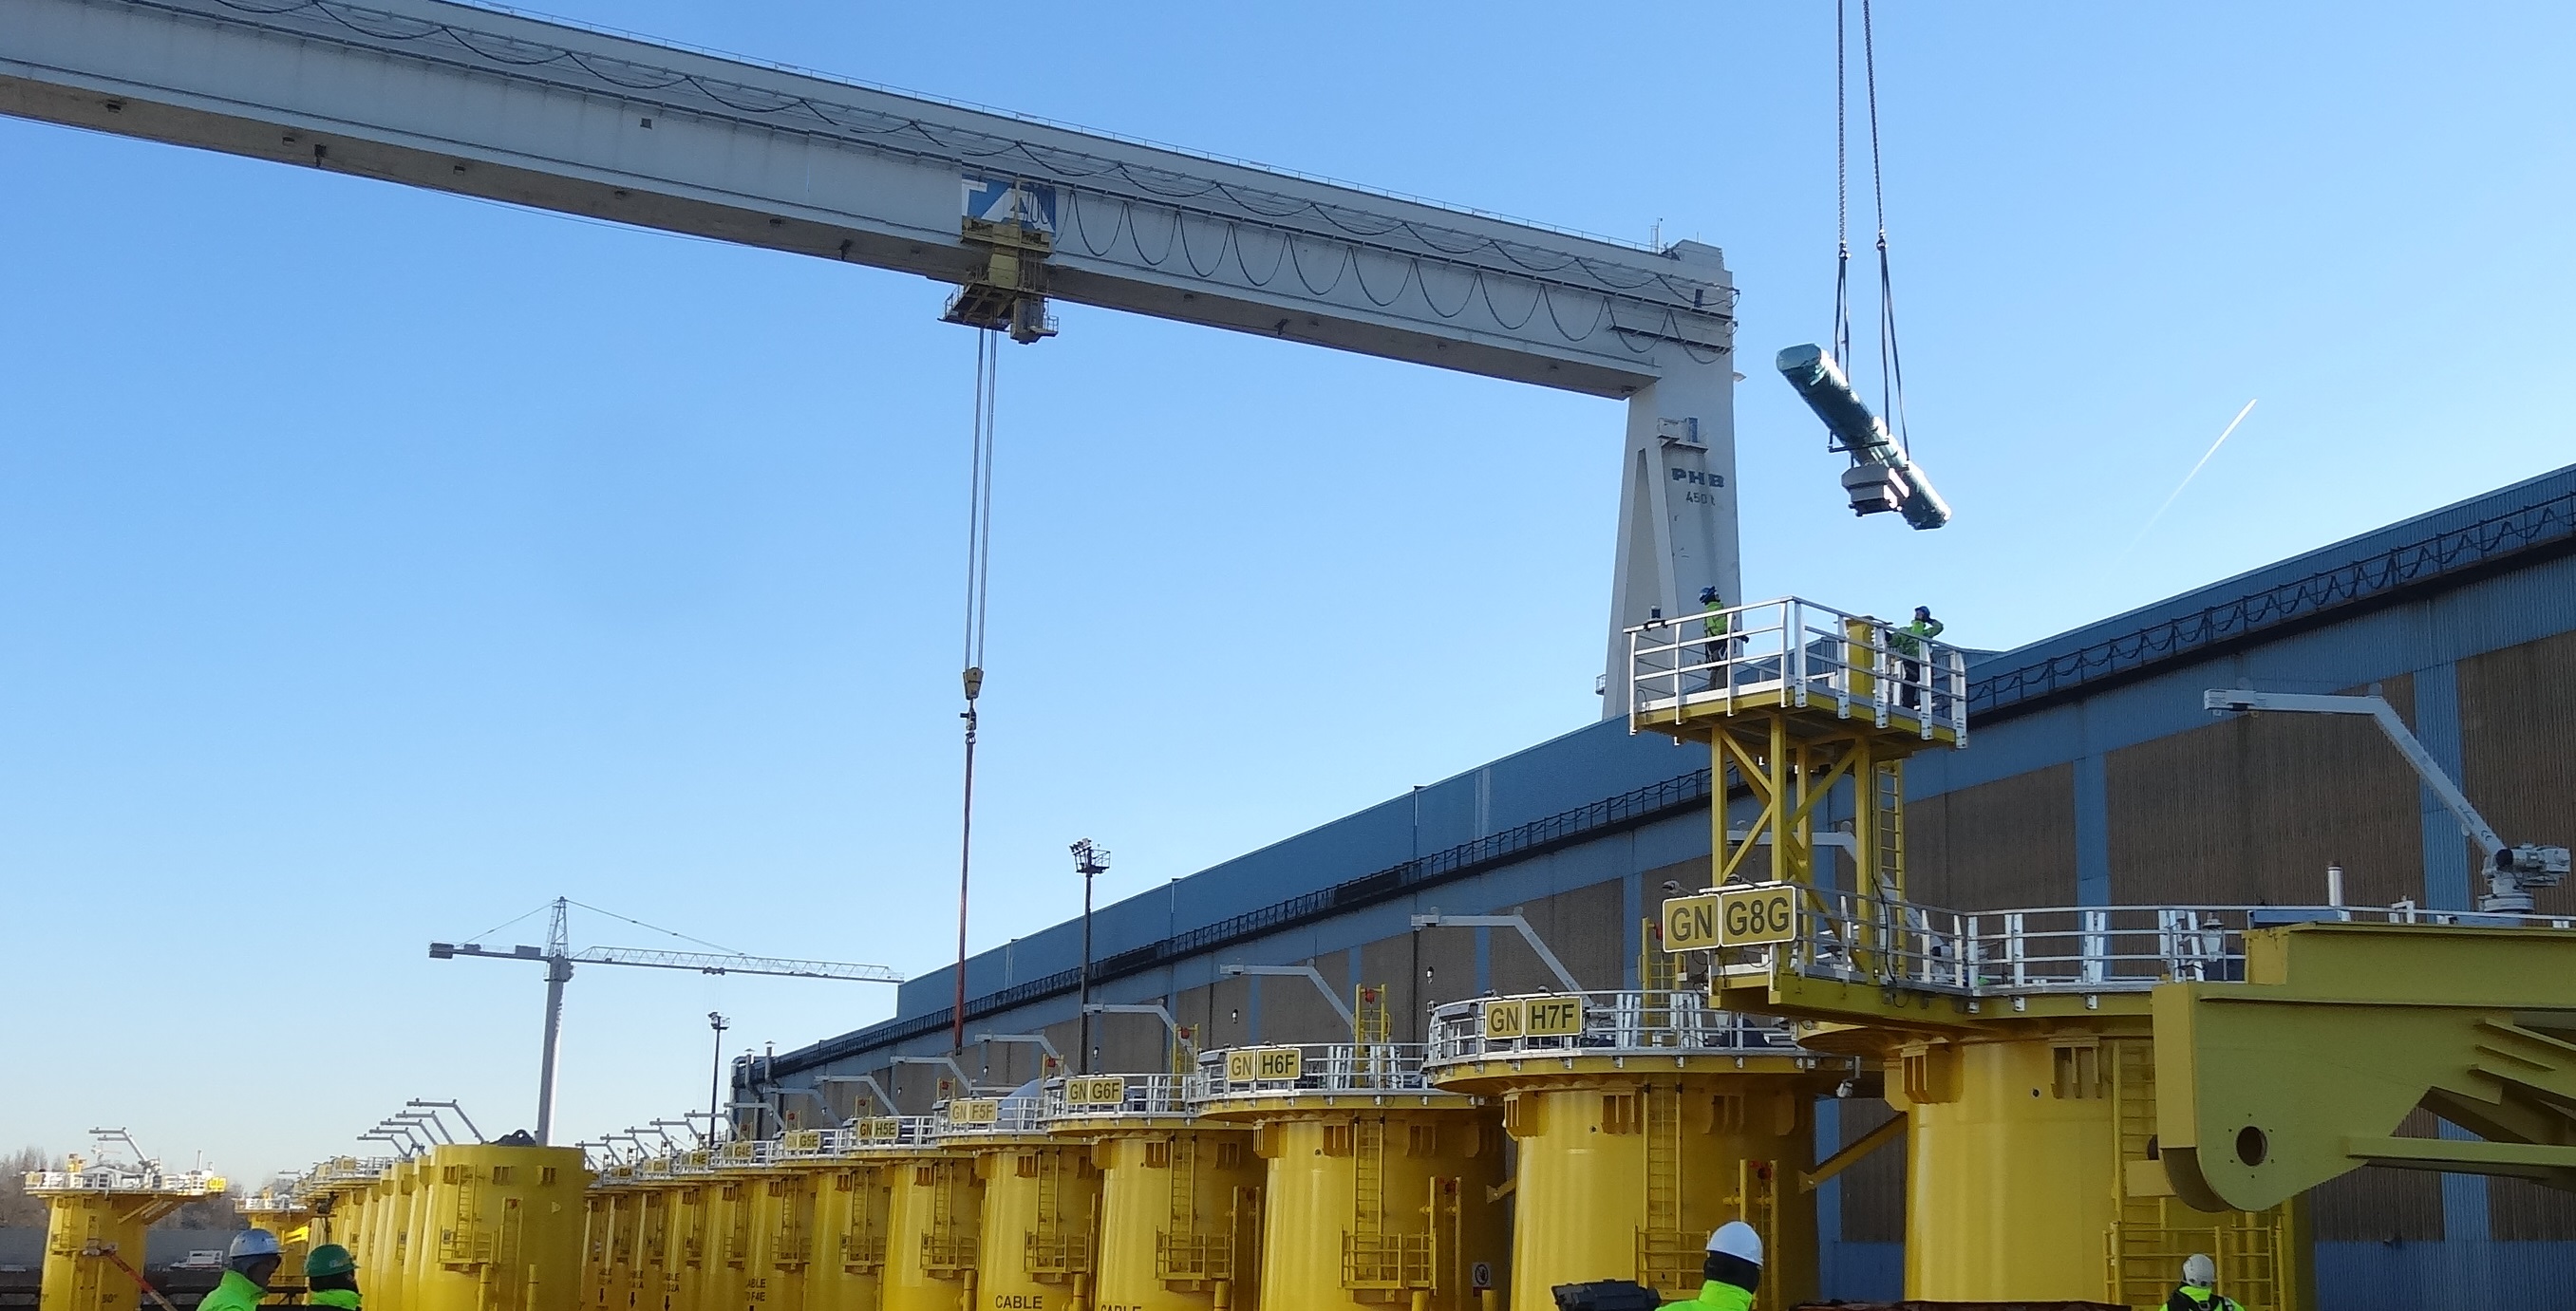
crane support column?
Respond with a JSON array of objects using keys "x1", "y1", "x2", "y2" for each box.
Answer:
[{"x1": 1608, "y1": 334, "x2": 1740, "y2": 713}]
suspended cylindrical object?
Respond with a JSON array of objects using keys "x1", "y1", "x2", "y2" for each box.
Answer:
[
  {"x1": 1044, "y1": 1073, "x2": 1263, "y2": 1311},
  {"x1": 1194, "y1": 1043, "x2": 1507, "y2": 1311},
  {"x1": 1897, "y1": 1028, "x2": 2312, "y2": 1309},
  {"x1": 935, "y1": 1096, "x2": 1101, "y2": 1311},
  {"x1": 1776, "y1": 344, "x2": 1951, "y2": 530},
  {"x1": 1425, "y1": 992, "x2": 1837, "y2": 1308}
]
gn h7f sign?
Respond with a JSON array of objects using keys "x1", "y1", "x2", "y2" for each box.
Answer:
[
  {"x1": 1661, "y1": 884, "x2": 1799, "y2": 951},
  {"x1": 1482, "y1": 997, "x2": 1584, "y2": 1040}
]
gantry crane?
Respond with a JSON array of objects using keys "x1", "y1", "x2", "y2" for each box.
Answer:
[{"x1": 430, "y1": 897, "x2": 900, "y2": 1144}]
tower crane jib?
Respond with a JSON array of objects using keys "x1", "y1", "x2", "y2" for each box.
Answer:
[{"x1": 428, "y1": 896, "x2": 901, "y2": 1146}]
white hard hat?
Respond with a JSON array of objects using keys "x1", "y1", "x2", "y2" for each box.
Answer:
[
  {"x1": 2181, "y1": 1253, "x2": 2216, "y2": 1287},
  {"x1": 228, "y1": 1230, "x2": 282, "y2": 1261},
  {"x1": 1705, "y1": 1221, "x2": 1764, "y2": 1266}
]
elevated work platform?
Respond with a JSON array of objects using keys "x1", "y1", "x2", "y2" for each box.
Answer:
[
  {"x1": 1194, "y1": 1042, "x2": 1504, "y2": 1311},
  {"x1": 1041, "y1": 1074, "x2": 1262, "y2": 1311},
  {"x1": 1627, "y1": 597, "x2": 1965, "y2": 897},
  {"x1": 26, "y1": 1154, "x2": 224, "y2": 1311},
  {"x1": 1424, "y1": 989, "x2": 1839, "y2": 1306}
]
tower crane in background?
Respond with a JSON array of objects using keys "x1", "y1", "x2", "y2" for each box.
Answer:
[{"x1": 430, "y1": 897, "x2": 901, "y2": 1145}]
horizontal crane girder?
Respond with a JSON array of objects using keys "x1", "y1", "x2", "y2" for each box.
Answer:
[
  {"x1": 0, "y1": 0, "x2": 1745, "y2": 707},
  {"x1": 0, "y1": 0, "x2": 1730, "y2": 398}
]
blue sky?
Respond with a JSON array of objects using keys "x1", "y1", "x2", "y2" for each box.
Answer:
[{"x1": 4, "y1": 1, "x2": 2570, "y2": 1176}]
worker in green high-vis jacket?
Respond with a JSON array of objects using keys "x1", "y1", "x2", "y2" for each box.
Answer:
[
  {"x1": 197, "y1": 1230, "x2": 284, "y2": 1311},
  {"x1": 305, "y1": 1244, "x2": 363, "y2": 1311},
  {"x1": 1665, "y1": 1222, "x2": 1762, "y2": 1311}
]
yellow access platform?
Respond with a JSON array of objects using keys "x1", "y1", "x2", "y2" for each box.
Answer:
[
  {"x1": 1422, "y1": 984, "x2": 1844, "y2": 1309},
  {"x1": 1630, "y1": 596, "x2": 2313, "y2": 1310},
  {"x1": 934, "y1": 1088, "x2": 1103, "y2": 1311},
  {"x1": 25, "y1": 1145, "x2": 225, "y2": 1311},
  {"x1": 1193, "y1": 1033, "x2": 1507, "y2": 1311},
  {"x1": 842, "y1": 1114, "x2": 984, "y2": 1311},
  {"x1": 1042, "y1": 1070, "x2": 1265, "y2": 1311}
]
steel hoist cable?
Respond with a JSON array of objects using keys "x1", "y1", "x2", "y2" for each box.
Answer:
[
  {"x1": 1832, "y1": 0, "x2": 1913, "y2": 459},
  {"x1": 951, "y1": 327, "x2": 1000, "y2": 1052}
]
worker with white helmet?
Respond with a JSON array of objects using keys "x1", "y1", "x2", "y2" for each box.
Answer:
[
  {"x1": 2167, "y1": 1253, "x2": 2241, "y2": 1311},
  {"x1": 199, "y1": 1229, "x2": 284, "y2": 1311},
  {"x1": 1666, "y1": 1221, "x2": 1762, "y2": 1310}
]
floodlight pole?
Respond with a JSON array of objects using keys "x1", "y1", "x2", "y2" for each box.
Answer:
[{"x1": 1071, "y1": 839, "x2": 1111, "y2": 1075}]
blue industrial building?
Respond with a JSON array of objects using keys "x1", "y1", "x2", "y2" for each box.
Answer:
[{"x1": 751, "y1": 463, "x2": 2576, "y2": 1306}]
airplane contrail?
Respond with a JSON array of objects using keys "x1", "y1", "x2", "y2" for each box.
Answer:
[{"x1": 2117, "y1": 399, "x2": 2259, "y2": 561}]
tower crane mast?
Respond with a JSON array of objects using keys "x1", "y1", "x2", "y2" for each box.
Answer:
[{"x1": 429, "y1": 897, "x2": 900, "y2": 1145}]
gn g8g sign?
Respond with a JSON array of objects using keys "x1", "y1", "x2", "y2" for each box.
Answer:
[{"x1": 1660, "y1": 885, "x2": 1798, "y2": 949}]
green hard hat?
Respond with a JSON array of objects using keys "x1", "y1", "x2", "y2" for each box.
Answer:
[{"x1": 305, "y1": 1245, "x2": 357, "y2": 1278}]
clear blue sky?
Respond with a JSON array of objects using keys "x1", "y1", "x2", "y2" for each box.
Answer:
[{"x1": 4, "y1": 2, "x2": 2569, "y2": 1177}]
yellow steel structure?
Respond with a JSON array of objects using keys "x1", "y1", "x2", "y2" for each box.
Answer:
[
  {"x1": 1044, "y1": 1074, "x2": 1264, "y2": 1311},
  {"x1": 1194, "y1": 1043, "x2": 1505, "y2": 1311},
  {"x1": 1626, "y1": 597, "x2": 1960, "y2": 904},
  {"x1": 1631, "y1": 596, "x2": 2313, "y2": 1310},
  {"x1": 585, "y1": 1163, "x2": 639, "y2": 1310},
  {"x1": 773, "y1": 1132, "x2": 893, "y2": 1311},
  {"x1": 1423, "y1": 992, "x2": 1840, "y2": 1309},
  {"x1": 936, "y1": 1096, "x2": 1101, "y2": 1311},
  {"x1": 2152, "y1": 921, "x2": 2576, "y2": 1211},
  {"x1": 696, "y1": 1144, "x2": 757, "y2": 1311},
  {"x1": 399, "y1": 1143, "x2": 591, "y2": 1311},
  {"x1": 846, "y1": 1115, "x2": 982, "y2": 1311},
  {"x1": 637, "y1": 1152, "x2": 715, "y2": 1311},
  {"x1": 25, "y1": 1153, "x2": 225, "y2": 1311}
]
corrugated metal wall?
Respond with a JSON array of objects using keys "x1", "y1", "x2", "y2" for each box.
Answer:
[
  {"x1": 2308, "y1": 1109, "x2": 2443, "y2": 1242},
  {"x1": 1834, "y1": 1096, "x2": 1906, "y2": 1244},
  {"x1": 2107, "y1": 676, "x2": 2422, "y2": 907},
  {"x1": 2460, "y1": 627, "x2": 2576, "y2": 919},
  {"x1": 1905, "y1": 762, "x2": 2077, "y2": 908}
]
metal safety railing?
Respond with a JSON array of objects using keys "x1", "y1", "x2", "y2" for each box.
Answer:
[
  {"x1": 932, "y1": 1095, "x2": 1049, "y2": 1138},
  {"x1": 1712, "y1": 887, "x2": 2576, "y2": 997},
  {"x1": 1192, "y1": 1042, "x2": 1437, "y2": 1101},
  {"x1": 835, "y1": 1116, "x2": 946, "y2": 1150},
  {"x1": 23, "y1": 1167, "x2": 224, "y2": 1195},
  {"x1": 1422, "y1": 990, "x2": 1803, "y2": 1064},
  {"x1": 1626, "y1": 596, "x2": 1969, "y2": 741},
  {"x1": 1039, "y1": 1073, "x2": 1201, "y2": 1120}
]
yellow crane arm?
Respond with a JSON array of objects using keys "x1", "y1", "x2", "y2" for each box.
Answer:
[{"x1": 2151, "y1": 921, "x2": 2576, "y2": 1212}]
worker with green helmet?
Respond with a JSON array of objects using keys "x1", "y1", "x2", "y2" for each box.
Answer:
[
  {"x1": 198, "y1": 1230, "x2": 284, "y2": 1311},
  {"x1": 1665, "y1": 1221, "x2": 1762, "y2": 1310},
  {"x1": 2166, "y1": 1253, "x2": 2241, "y2": 1311},
  {"x1": 305, "y1": 1244, "x2": 363, "y2": 1310},
  {"x1": 1889, "y1": 604, "x2": 1945, "y2": 709}
]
